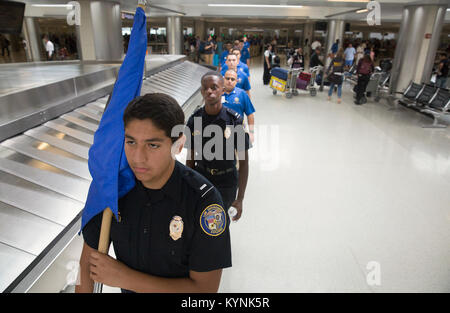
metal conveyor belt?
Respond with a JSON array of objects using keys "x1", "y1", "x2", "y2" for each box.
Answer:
[{"x1": 0, "y1": 58, "x2": 209, "y2": 292}]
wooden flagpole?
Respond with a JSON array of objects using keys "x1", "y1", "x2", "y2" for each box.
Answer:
[{"x1": 92, "y1": 0, "x2": 147, "y2": 293}]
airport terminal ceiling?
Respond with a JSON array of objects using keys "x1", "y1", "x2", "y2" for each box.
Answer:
[{"x1": 21, "y1": 0, "x2": 450, "y2": 23}]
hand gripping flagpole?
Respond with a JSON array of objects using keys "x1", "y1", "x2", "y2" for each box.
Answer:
[
  {"x1": 93, "y1": 207, "x2": 113, "y2": 293},
  {"x1": 91, "y1": 0, "x2": 148, "y2": 293}
]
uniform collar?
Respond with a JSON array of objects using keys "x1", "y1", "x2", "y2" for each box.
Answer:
[
  {"x1": 161, "y1": 160, "x2": 182, "y2": 198},
  {"x1": 202, "y1": 104, "x2": 228, "y2": 120},
  {"x1": 224, "y1": 87, "x2": 236, "y2": 96},
  {"x1": 135, "y1": 161, "x2": 181, "y2": 203}
]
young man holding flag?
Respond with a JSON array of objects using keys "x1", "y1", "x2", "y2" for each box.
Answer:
[
  {"x1": 76, "y1": 2, "x2": 231, "y2": 293},
  {"x1": 78, "y1": 94, "x2": 231, "y2": 293}
]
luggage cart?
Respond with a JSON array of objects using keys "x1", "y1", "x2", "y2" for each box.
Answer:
[
  {"x1": 293, "y1": 66, "x2": 322, "y2": 97},
  {"x1": 270, "y1": 67, "x2": 302, "y2": 99},
  {"x1": 352, "y1": 67, "x2": 390, "y2": 103}
]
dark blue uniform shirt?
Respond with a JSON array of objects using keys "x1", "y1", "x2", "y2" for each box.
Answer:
[
  {"x1": 82, "y1": 161, "x2": 232, "y2": 292},
  {"x1": 185, "y1": 105, "x2": 251, "y2": 188}
]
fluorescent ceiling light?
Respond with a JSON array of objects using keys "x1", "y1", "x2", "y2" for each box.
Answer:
[
  {"x1": 208, "y1": 4, "x2": 303, "y2": 8},
  {"x1": 356, "y1": 9, "x2": 369, "y2": 13},
  {"x1": 32, "y1": 4, "x2": 73, "y2": 8},
  {"x1": 328, "y1": 0, "x2": 368, "y2": 2}
]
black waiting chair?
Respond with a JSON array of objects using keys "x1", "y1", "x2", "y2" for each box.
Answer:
[
  {"x1": 398, "y1": 81, "x2": 424, "y2": 107},
  {"x1": 416, "y1": 84, "x2": 438, "y2": 107},
  {"x1": 420, "y1": 88, "x2": 450, "y2": 128}
]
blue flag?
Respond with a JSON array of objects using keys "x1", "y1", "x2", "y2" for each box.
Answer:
[{"x1": 81, "y1": 7, "x2": 147, "y2": 230}]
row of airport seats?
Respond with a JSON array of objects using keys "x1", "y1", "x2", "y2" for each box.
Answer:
[{"x1": 397, "y1": 82, "x2": 450, "y2": 128}]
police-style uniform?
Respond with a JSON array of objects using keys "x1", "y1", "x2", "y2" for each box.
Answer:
[
  {"x1": 220, "y1": 67, "x2": 251, "y2": 92},
  {"x1": 223, "y1": 86, "x2": 255, "y2": 117},
  {"x1": 82, "y1": 161, "x2": 231, "y2": 293},
  {"x1": 221, "y1": 61, "x2": 250, "y2": 78},
  {"x1": 185, "y1": 105, "x2": 251, "y2": 211}
]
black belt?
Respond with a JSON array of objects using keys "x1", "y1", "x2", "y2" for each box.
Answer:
[{"x1": 197, "y1": 164, "x2": 235, "y2": 176}]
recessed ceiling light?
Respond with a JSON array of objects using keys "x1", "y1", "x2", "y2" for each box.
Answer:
[
  {"x1": 32, "y1": 4, "x2": 73, "y2": 8},
  {"x1": 356, "y1": 9, "x2": 369, "y2": 13},
  {"x1": 327, "y1": 0, "x2": 369, "y2": 2},
  {"x1": 208, "y1": 4, "x2": 303, "y2": 8}
]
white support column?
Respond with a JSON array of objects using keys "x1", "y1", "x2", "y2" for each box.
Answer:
[
  {"x1": 76, "y1": 0, "x2": 123, "y2": 61},
  {"x1": 390, "y1": 4, "x2": 446, "y2": 93},
  {"x1": 167, "y1": 16, "x2": 182, "y2": 55},
  {"x1": 24, "y1": 17, "x2": 42, "y2": 62}
]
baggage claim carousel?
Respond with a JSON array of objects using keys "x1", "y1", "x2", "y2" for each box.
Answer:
[{"x1": 0, "y1": 55, "x2": 210, "y2": 292}]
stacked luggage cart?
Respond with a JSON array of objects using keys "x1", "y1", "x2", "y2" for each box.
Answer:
[{"x1": 269, "y1": 66, "x2": 321, "y2": 98}]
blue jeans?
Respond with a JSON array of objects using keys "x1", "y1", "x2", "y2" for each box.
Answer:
[
  {"x1": 436, "y1": 77, "x2": 447, "y2": 89},
  {"x1": 328, "y1": 82, "x2": 342, "y2": 98},
  {"x1": 345, "y1": 59, "x2": 353, "y2": 67}
]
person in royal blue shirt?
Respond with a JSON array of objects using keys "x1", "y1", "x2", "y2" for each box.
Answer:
[
  {"x1": 223, "y1": 69, "x2": 255, "y2": 143},
  {"x1": 239, "y1": 40, "x2": 251, "y2": 66},
  {"x1": 221, "y1": 48, "x2": 250, "y2": 80},
  {"x1": 220, "y1": 53, "x2": 251, "y2": 98},
  {"x1": 243, "y1": 36, "x2": 250, "y2": 51},
  {"x1": 219, "y1": 42, "x2": 232, "y2": 70}
]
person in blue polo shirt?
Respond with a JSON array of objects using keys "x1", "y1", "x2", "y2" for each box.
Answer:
[
  {"x1": 243, "y1": 36, "x2": 250, "y2": 51},
  {"x1": 219, "y1": 42, "x2": 232, "y2": 70},
  {"x1": 221, "y1": 53, "x2": 251, "y2": 98},
  {"x1": 221, "y1": 48, "x2": 251, "y2": 79},
  {"x1": 223, "y1": 69, "x2": 255, "y2": 143},
  {"x1": 239, "y1": 40, "x2": 251, "y2": 66}
]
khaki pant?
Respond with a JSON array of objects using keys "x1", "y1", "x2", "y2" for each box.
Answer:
[{"x1": 202, "y1": 53, "x2": 213, "y2": 65}]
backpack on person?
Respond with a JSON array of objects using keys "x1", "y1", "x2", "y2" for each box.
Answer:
[{"x1": 359, "y1": 60, "x2": 372, "y2": 75}]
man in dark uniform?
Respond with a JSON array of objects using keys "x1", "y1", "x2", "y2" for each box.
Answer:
[
  {"x1": 77, "y1": 93, "x2": 231, "y2": 293},
  {"x1": 185, "y1": 71, "x2": 250, "y2": 222}
]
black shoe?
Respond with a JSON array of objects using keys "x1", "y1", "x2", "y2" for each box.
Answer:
[
  {"x1": 361, "y1": 97, "x2": 367, "y2": 104},
  {"x1": 354, "y1": 100, "x2": 362, "y2": 105}
]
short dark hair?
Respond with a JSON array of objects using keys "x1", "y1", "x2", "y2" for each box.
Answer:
[
  {"x1": 123, "y1": 93, "x2": 184, "y2": 143},
  {"x1": 201, "y1": 71, "x2": 224, "y2": 85},
  {"x1": 224, "y1": 69, "x2": 237, "y2": 76},
  {"x1": 232, "y1": 48, "x2": 240, "y2": 54},
  {"x1": 440, "y1": 53, "x2": 447, "y2": 58}
]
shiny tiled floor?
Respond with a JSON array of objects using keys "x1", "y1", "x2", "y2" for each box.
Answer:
[{"x1": 216, "y1": 58, "x2": 450, "y2": 292}]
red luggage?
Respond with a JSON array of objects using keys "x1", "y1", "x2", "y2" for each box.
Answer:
[{"x1": 299, "y1": 72, "x2": 311, "y2": 81}]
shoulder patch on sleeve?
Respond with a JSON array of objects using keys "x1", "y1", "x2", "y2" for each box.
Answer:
[
  {"x1": 199, "y1": 204, "x2": 227, "y2": 237},
  {"x1": 182, "y1": 169, "x2": 214, "y2": 198},
  {"x1": 225, "y1": 107, "x2": 242, "y2": 122}
]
